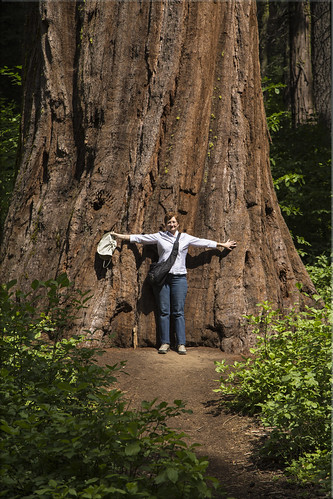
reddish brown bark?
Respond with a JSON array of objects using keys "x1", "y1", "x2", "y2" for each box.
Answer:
[{"x1": 0, "y1": 0, "x2": 315, "y2": 353}]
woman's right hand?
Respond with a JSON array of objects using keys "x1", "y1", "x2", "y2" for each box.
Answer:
[{"x1": 110, "y1": 232, "x2": 130, "y2": 241}]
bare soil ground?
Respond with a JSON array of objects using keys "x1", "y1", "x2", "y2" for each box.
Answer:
[{"x1": 99, "y1": 347, "x2": 327, "y2": 499}]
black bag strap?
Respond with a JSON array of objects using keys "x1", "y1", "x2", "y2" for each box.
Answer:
[
  {"x1": 161, "y1": 232, "x2": 180, "y2": 271},
  {"x1": 147, "y1": 233, "x2": 181, "y2": 287},
  {"x1": 173, "y1": 232, "x2": 181, "y2": 249},
  {"x1": 168, "y1": 232, "x2": 181, "y2": 263}
]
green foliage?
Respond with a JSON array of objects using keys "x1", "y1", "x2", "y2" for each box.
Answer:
[
  {"x1": 305, "y1": 254, "x2": 332, "y2": 306},
  {"x1": 0, "y1": 66, "x2": 22, "y2": 88},
  {"x1": 262, "y1": 77, "x2": 331, "y2": 262},
  {"x1": 214, "y1": 301, "x2": 331, "y2": 491},
  {"x1": 262, "y1": 78, "x2": 289, "y2": 132},
  {"x1": 270, "y1": 119, "x2": 331, "y2": 261},
  {"x1": 0, "y1": 66, "x2": 22, "y2": 239},
  {"x1": 0, "y1": 275, "x2": 220, "y2": 498},
  {"x1": 0, "y1": 97, "x2": 20, "y2": 236}
]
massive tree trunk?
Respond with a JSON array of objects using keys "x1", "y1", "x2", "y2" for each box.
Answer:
[
  {"x1": 311, "y1": 0, "x2": 331, "y2": 127},
  {"x1": 289, "y1": 1, "x2": 315, "y2": 126},
  {"x1": 0, "y1": 0, "x2": 315, "y2": 353}
]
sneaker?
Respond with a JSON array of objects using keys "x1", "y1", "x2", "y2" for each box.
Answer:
[
  {"x1": 178, "y1": 345, "x2": 187, "y2": 355},
  {"x1": 158, "y1": 343, "x2": 170, "y2": 354}
]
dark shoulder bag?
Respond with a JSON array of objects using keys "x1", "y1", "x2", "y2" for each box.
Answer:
[{"x1": 147, "y1": 233, "x2": 181, "y2": 287}]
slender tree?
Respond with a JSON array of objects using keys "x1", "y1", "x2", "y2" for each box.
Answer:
[
  {"x1": 0, "y1": 0, "x2": 315, "y2": 353},
  {"x1": 256, "y1": 1, "x2": 289, "y2": 84},
  {"x1": 257, "y1": 0, "x2": 270, "y2": 78},
  {"x1": 289, "y1": 0, "x2": 315, "y2": 126},
  {"x1": 311, "y1": 0, "x2": 331, "y2": 127}
]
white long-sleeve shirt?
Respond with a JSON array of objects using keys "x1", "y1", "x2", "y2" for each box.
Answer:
[{"x1": 129, "y1": 230, "x2": 217, "y2": 275}]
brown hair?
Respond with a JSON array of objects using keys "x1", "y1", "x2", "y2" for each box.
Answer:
[{"x1": 164, "y1": 211, "x2": 179, "y2": 225}]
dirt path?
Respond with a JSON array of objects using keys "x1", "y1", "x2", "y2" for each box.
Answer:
[{"x1": 99, "y1": 347, "x2": 324, "y2": 498}]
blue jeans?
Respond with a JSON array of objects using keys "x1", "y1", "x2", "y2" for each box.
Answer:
[{"x1": 153, "y1": 274, "x2": 188, "y2": 346}]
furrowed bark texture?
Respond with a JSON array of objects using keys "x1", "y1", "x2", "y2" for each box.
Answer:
[{"x1": 0, "y1": 0, "x2": 315, "y2": 353}]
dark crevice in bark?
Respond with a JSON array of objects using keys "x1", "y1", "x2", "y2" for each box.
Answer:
[
  {"x1": 28, "y1": 201, "x2": 33, "y2": 229},
  {"x1": 72, "y1": 2, "x2": 86, "y2": 181},
  {"x1": 55, "y1": 211, "x2": 74, "y2": 277},
  {"x1": 122, "y1": 177, "x2": 132, "y2": 230},
  {"x1": 42, "y1": 151, "x2": 49, "y2": 183},
  {"x1": 279, "y1": 268, "x2": 287, "y2": 283},
  {"x1": 244, "y1": 250, "x2": 253, "y2": 266},
  {"x1": 180, "y1": 187, "x2": 197, "y2": 196},
  {"x1": 26, "y1": 9, "x2": 44, "y2": 153},
  {"x1": 44, "y1": 34, "x2": 52, "y2": 64},
  {"x1": 93, "y1": 108, "x2": 105, "y2": 129},
  {"x1": 111, "y1": 301, "x2": 133, "y2": 321},
  {"x1": 149, "y1": 171, "x2": 156, "y2": 189},
  {"x1": 137, "y1": 125, "x2": 145, "y2": 159},
  {"x1": 93, "y1": 191, "x2": 105, "y2": 211},
  {"x1": 85, "y1": 149, "x2": 96, "y2": 176},
  {"x1": 265, "y1": 202, "x2": 273, "y2": 216},
  {"x1": 145, "y1": 0, "x2": 153, "y2": 85},
  {"x1": 87, "y1": 7, "x2": 97, "y2": 24}
]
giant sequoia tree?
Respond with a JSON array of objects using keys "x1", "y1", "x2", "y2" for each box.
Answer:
[{"x1": 0, "y1": 0, "x2": 315, "y2": 353}]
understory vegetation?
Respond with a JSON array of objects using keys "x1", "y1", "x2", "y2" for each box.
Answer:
[
  {"x1": 210, "y1": 76, "x2": 329, "y2": 494},
  {"x1": 262, "y1": 78, "x2": 331, "y2": 263},
  {"x1": 0, "y1": 274, "x2": 219, "y2": 498},
  {"x1": 215, "y1": 266, "x2": 331, "y2": 494}
]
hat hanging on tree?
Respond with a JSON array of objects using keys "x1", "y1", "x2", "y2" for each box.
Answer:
[{"x1": 97, "y1": 232, "x2": 117, "y2": 268}]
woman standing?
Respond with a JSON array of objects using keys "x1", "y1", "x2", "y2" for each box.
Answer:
[{"x1": 111, "y1": 212, "x2": 236, "y2": 355}]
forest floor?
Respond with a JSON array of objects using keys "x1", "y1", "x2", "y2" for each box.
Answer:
[{"x1": 98, "y1": 347, "x2": 328, "y2": 499}]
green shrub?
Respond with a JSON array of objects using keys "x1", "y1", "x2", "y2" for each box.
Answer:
[
  {"x1": 305, "y1": 254, "x2": 332, "y2": 306},
  {"x1": 262, "y1": 77, "x2": 331, "y2": 262},
  {"x1": 214, "y1": 301, "x2": 331, "y2": 491},
  {"x1": 0, "y1": 275, "x2": 220, "y2": 498},
  {"x1": 270, "y1": 114, "x2": 331, "y2": 262}
]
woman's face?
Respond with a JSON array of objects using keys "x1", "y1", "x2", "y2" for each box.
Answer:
[{"x1": 166, "y1": 216, "x2": 179, "y2": 235}]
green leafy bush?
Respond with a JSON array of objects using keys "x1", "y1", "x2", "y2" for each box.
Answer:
[
  {"x1": 262, "y1": 78, "x2": 289, "y2": 133},
  {"x1": 0, "y1": 275, "x2": 219, "y2": 498},
  {"x1": 270, "y1": 120, "x2": 331, "y2": 261},
  {"x1": 262, "y1": 78, "x2": 331, "y2": 262},
  {"x1": 214, "y1": 301, "x2": 331, "y2": 491},
  {"x1": 305, "y1": 254, "x2": 332, "y2": 306}
]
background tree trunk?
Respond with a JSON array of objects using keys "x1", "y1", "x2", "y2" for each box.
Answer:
[
  {"x1": 289, "y1": 1, "x2": 315, "y2": 126},
  {"x1": 311, "y1": 0, "x2": 331, "y2": 127},
  {"x1": 0, "y1": 0, "x2": 315, "y2": 353},
  {"x1": 257, "y1": 0, "x2": 270, "y2": 78}
]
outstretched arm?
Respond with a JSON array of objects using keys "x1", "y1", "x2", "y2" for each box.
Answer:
[
  {"x1": 110, "y1": 231, "x2": 159, "y2": 245},
  {"x1": 110, "y1": 231, "x2": 131, "y2": 242},
  {"x1": 216, "y1": 239, "x2": 237, "y2": 250}
]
